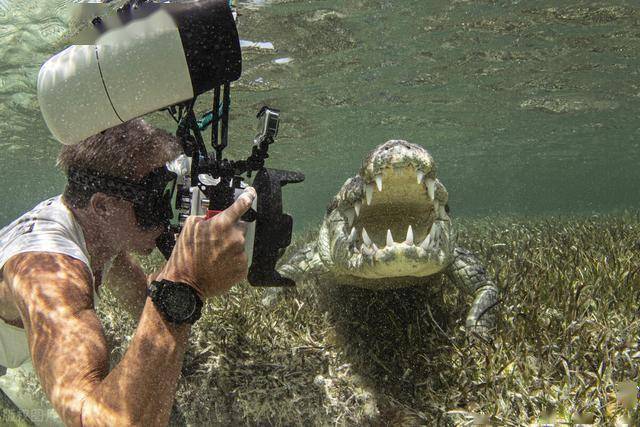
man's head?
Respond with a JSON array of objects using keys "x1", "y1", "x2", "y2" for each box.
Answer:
[{"x1": 57, "y1": 118, "x2": 183, "y2": 254}]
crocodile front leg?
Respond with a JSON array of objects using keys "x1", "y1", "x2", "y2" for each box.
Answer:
[
  {"x1": 277, "y1": 242, "x2": 329, "y2": 284},
  {"x1": 444, "y1": 247, "x2": 499, "y2": 336}
]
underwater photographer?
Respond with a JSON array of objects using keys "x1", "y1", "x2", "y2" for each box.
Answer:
[{"x1": 0, "y1": 0, "x2": 301, "y2": 425}]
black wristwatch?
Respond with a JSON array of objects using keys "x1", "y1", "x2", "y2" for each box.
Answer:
[{"x1": 147, "y1": 280, "x2": 203, "y2": 325}]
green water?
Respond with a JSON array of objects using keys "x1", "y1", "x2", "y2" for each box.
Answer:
[{"x1": 0, "y1": 0, "x2": 639, "y2": 231}]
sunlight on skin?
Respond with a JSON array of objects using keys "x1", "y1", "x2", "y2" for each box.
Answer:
[
  {"x1": 0, "y1": 187, "x2": 255, "y2": 425},
  {"x1": 6, "y1": 252, "x2": 108, "y2": 424},
  {"x1": 4, "y1": 252, "x2": 191, "y2": 426}
]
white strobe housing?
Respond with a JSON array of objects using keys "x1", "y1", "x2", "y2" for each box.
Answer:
[
  {"x1": 38, "y1": 10, "x2": 191, "y2": 145},
  {"x1": 37, "y1": 0, "x2": 241, "y2": 145}
]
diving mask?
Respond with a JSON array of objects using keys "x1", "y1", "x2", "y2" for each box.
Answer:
[{"x1": 67, "y1": 165, "x2": 177, "y2": 230}]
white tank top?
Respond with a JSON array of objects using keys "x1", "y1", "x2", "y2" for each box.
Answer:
[{"x1": 0, "y1": 196, "x2": 100, "y2": 368}]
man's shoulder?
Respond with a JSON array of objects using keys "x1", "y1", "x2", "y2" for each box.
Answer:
[
  {"x1": 4, "y1": 252, "x2": 94, "y2": 307},
  {"x1": 0, "y1": 195, "x2": 92, "y2": 274},
  {"x1": 5, "y1": 251, "x2": 92, "y2": 282},
  {"x1": 0, "y1": 195, "x2": 68, "y2": 238}
]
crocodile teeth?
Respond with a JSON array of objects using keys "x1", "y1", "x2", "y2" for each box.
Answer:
[
  {"x1": 440, "y1": 225, "x2": 449, "y2": 246},
  {"x1": 431, "y1": 222, "x2": 441, "y2": 242},
  {"x1": 439, "y1": 204, "x2": 447, "y2": 219},
  {"x1": 426, "y1": 178, "x2": 435, "y2": 200},
  {"x1": 372, "y1": 243, "x2": 379, "y2": 252},
  {"x1": 348, "y1": 227, "x2": 357, "y2": 243},
  {"x1": 375, "y1": 175, "x2": 383, "y2": 192},
  {"x1": 416, "y1": 170, "x2": 425, "y2": 185},
  {"x1": 362, "y1": 227, "x2": 372, "y2": 246},
  {"x1": 354, "y1": 201, "x2": 361, "y2": 216},
  {"x1": 365, "y1": 184, "x2": 374, "y2": 205},
  {"x1": 344, "y1": 209, "x2": 355, "y2": 226},
  {"x1": 420, "y1": 234, "x2": 432, "y2": 249},
  {"x1": 361, "y1": 243, "x2": 374, "y2": 256},
  {"x1": 434, "y1": 200, "x2": 440, "y2": 215},
  {"x1": 405, "y1": 225, "x2": 414, "y2": 245},
  {"x1": 422, "y1": 222, "x2": 441, "y2": 249},
  {"x1": 386, "y1": 229, "x2": 394, "y2": 247}
]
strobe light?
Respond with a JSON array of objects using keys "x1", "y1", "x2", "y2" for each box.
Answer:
[{"x1": 37, "y1": 0, "x2": 241, "y2": 145}]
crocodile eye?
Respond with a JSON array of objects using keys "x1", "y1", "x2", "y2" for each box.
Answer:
[{"x1": 445, "y1": 204, "x2": 450, "y2": 214}]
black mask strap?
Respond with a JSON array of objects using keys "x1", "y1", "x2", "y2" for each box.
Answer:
[{"x1": 67, "y1": 166, "x2": 177, "y2": 230}]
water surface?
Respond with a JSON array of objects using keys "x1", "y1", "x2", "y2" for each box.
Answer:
[{"x1": 0, "y1": 0, "x2": 638, "y2": 230}]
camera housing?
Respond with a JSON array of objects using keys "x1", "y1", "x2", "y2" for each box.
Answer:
[
  {"x1": 161, "y1": 104, "x2": 304, "y2": 287},
  {"x1": 254, "y1": 107, "x2": 280, "y2": 145},
  {"x1": 166, "y1": 154, "x2": 258, "y2": 266}
]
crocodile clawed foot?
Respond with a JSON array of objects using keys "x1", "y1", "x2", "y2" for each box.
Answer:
[{"x1": 466, "y1": 317, "x2": 493, "y2": 341}]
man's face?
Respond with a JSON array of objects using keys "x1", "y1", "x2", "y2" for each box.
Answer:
[
  {"x1": 107, "y1": 197, "x2": 165, "y2": 254},
  {"x1": 99, "y1": 157, "x2": 171, "y2": 254}
]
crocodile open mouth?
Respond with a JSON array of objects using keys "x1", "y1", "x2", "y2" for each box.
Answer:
[
  {"x1": 319, "y1": 140, "x2": 454, "y2": 280},
  {"x1": 338, "y1": 164, "x2": 450, "y2": 260}
]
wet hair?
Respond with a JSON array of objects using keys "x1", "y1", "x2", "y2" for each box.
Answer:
[{"x1": 57, "y1": 118, "x2": 183, "y2": 208}]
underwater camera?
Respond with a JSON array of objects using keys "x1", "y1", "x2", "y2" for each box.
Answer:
[{"x1": 36, "y1": 0, "x2": 304, "y2": 287}]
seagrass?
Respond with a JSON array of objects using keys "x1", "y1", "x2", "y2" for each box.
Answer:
[{"x1": 9, "y1": 212, "x2": 640, "y2": 426}]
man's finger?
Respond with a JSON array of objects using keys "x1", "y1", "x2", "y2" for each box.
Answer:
[
  {"x1": 216, "y1": 187, "x2": 256, "y2": 224},
  {"x1": 235, "y1": 220, "x2": 249, "y2": 235},
  {"x1": 181, "y1": 214, "x2": 206, "y2": 237}
]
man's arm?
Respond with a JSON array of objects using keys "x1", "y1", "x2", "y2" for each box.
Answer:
[
  {"x1": 5, "y1": 252, "x2": 190, "y2": 426},
  {"x1": 5, "y1": 187, "x2": 256, "y2": 426}
]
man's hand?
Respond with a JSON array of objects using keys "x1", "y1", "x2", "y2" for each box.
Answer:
[{"x1": 157, "y1": 187, "x2": 256, "y2": 298}]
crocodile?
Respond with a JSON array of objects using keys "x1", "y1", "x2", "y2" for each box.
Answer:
[{"x1": 279, "y1": 139, "x2": 499, "y2": 334}]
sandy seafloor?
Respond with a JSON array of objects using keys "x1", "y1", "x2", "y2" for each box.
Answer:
[{"x1": 3, "y1": 212, "x2": 639, "y2": 425}]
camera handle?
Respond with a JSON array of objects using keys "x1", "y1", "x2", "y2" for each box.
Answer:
[{"x1": 249, "y1": 168, "x2": 305, "y2": 287}]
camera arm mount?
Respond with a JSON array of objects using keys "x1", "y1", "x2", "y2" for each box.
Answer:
[
  {"x1": 162, "y1": 83, "x2": 305, "y2": 287},
  {"x1": 173, "y1": 84, "x2": 273, "y2": 207}
]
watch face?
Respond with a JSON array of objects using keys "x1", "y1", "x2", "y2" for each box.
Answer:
[{"x1": 161, "y1": 284, "x2": 197, "y2": 322}]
